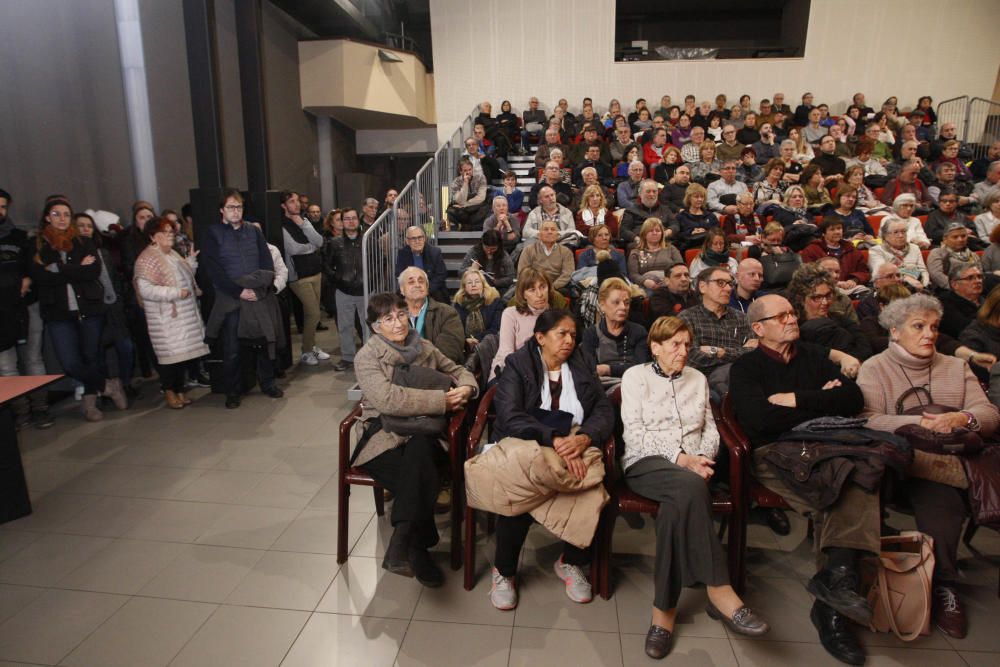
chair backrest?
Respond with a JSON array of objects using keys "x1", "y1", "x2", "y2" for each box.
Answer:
[
  {"x1": 720, "y1": 393, "x2": 752, "y2": 452},
  {"x1": 604, "y1": 386, "x2": 622, "y2": 484},
  {"x1": 467, "y1": 384, "x2": 498, "y2": 456}
]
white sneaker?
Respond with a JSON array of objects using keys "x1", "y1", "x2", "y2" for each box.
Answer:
[
  {"x1": 553, "y1": 557, "x2": 592, "y2": 603},
  {"x1": 490, "y1": 568, "x2": 518, "y2": 610},
  {"x1": 312, "y1": 346, "x2": 331, "y2": 361},
  {"x1": 300, "y1": 352, "x2": 319, "y2": 366}
]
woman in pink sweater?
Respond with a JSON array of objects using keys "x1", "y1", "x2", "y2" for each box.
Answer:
[{"x1": 857, "y1": 293, "x2": 1000, "y2": 640}]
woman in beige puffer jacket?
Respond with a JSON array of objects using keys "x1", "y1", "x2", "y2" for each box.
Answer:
[{"x1": 134, "y1": 217, "x2": 209, "y2": 408}]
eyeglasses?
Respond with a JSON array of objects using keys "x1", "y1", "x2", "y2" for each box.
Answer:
[
  {"x1": 707, "y1": 278, "x2": 735, "y2": 289},
  {"x1": 375, "y1": 311, "x2": 409, "y2": 328},
  {"x1": 755, "y1": 310, "x2": 798, "y2": 324},
  {"x1": 406, "y1": 234, "x2": 426, "y2": 241},
  {"x1": 807, "y1": 291, "x2": 835, "y2": 303},
  {"x1": 955, "y1": 273, "x2": 984, "y2": 282}
]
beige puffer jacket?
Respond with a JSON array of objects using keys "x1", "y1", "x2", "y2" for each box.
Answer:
[
  {"x1": 134, "y1": 246, "x2": 209, "y2": 366},
  {"x1": 464, "y1": 437, "x2": 609, "y2": 548}
]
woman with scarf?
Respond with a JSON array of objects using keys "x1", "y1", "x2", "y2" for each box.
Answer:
[
  {"x1": 689, "y1": 228, "x2": 737, "y2": 277},
  {"x1": 31, "y1": 199, "x2": 109, "y2": 421},
  {"x1": 765, "y1": 185, "x2": 816, "y2": 252},
  {"x1": 453, "y1": 268, "x2": 503, "y2": 353},
  {"x1": 878, "y1": 193, "x2": 930, "y2": 249},
  {"x1": 868, "y1": 218, "x2": 930, "y2": 291},
  {"x1": 74, "y1": 213, "x2": 133, "y2": 407},
  {"x1": 843, "y1": 165, "x2": 891, "y2": 216},
  {"x1": 353, "y1": 292, "x2": 477, "y2": 588},
  {"x1": 575, "y1": 185, "x2": 609, "y2": 237},
  {"x1": 675, "y1": 183, "x2": 720, "y2": 251},
  {"x1": 486, "y1": 309, "x2": 614, "y2": 611},
  {"x1": 134, "y1": 217, "x2": 210, "y2": 409},
  {"x1": 621, "y1": 316, "x2": 769, "y2": 659}
]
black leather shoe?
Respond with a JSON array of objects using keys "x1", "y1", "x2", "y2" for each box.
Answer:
[
  {"x1": 764, "y1": 508, "x2": 791, "y2": 536},
  {"x1": 811, "y1": 601, "x2": 865, "y2": 665},
  {"x1": 262, "y1": 385, "x2": 284, "y2": 399},
  {"x1": 932, "y1": 584, "x2": 967, "y2": 639},
  {"x1": 644, "y1": 625, "x2": 673, "y2": 660},
  {"x1": 706, "y1": 601, "x2": 770, "y2": 637},
  {"x1": 806, "y1": 566, "x2": 872, "y2": 626},
  {"x1": 225, "y1": 395, "x2": 241, "y2": 409},
  {"x1": 408, "y1": 547, "x2": 444, "y2": 588},
  {"x1": 382, "y1": 523, "x2": 414, "y2": 578}
]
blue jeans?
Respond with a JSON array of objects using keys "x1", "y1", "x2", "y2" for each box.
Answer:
[
  {"x1": 46, "y1": 314, "x2": 106, "y2": 395},
  {"x1": 221, "y1": 308, "x2": 275, "y2": 397}
]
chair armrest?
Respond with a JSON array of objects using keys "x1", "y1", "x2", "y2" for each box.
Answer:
[
  {"x1": 448, "y1": 408, "x2": 468, "y2": 470},
  {"x1": 339, "y1": 402, "x2": 364, "y2": 471},
  {"x1": 466, "y1": 385, "x2": 497, "y2": 458}
]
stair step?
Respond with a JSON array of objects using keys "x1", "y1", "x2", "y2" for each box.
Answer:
[
  {"x1": 508, "y1": 155, "x2": 535, "y2": 163},
  {"x1": 438, "y1": 231, "x2": 485, "y2": 240}
]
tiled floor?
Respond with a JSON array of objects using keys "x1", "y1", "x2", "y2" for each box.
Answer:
[{"x1": 2, "y1": 330, "x2": 1000, "y2": 666}]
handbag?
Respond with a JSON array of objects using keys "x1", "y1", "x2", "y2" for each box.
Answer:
[
  {"x1": 892, "y1": 385, "x2": 984, "y2": 456},
  {"x1": 759, "y1": 251, "x2": 801, "y2": 288},
  {"x1": 863, "y1": 531, "x2": 935, "y2": 641},
  {"x1": 379, "y1": 363, "x2": 454, "y2": 436}
]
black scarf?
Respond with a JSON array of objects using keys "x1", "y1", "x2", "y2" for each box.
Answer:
[
  {"x1": 282, "y1": 217, "x2": 310, "y2": 245},
  {"x1": 378, "y1": 329, "x2": 423, "y2": 364},
  {"x1": 702, "y1": 248, "x2": 731, "y2": 266}
]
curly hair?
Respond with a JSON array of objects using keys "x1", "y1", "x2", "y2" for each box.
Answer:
[{"x1": 786, "y1": 262, "x2": 837, "y2": 320}]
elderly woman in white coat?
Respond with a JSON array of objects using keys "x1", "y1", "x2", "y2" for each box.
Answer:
[
  {"x1": 620, "y1": 316, "x2": 768, "y2": 659},
  {"x1": 134, "y1": 217, "x2": 209, "y2": 408}
]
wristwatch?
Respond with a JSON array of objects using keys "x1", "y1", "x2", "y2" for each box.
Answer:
[
  {"x1": 962, "y1": 410, "x2": 981, "y2": 432},
  {"x1": 708, "y1": 346, "x2": 718, "y2": 357}
]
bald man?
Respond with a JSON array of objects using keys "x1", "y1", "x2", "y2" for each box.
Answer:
[{"x1": 729, "y1": 258, "x2": 766, "y2": 313}]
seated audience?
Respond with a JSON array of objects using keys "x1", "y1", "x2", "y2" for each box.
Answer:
[
  {"x1": 858, "y1": 294, "x2": 1000, "y2": 639},
  {"x1": 736, "y1": 147, "x2": 763, "y2": 184},
  {"x1": 931, "y1": 140, "x2": 974, "y2": 182},
  {"x1": 802, "y1": 107, "x2": 828, "y2": 144},
  {"x1": 621, "y1": 180, "x2": 678, "y2": 246},
  {"x1": 576, "y1": 224, "x2": 627, "y2": 275},
  {"x1": 621, "y1": 315, "x2": 769, "y2": 660},
  {"x1": 491, "y1": 268, "x2": 562, "y2": 382},
  {"x1": 813, "y1": 256, "x2": 862, "y2": 324},
  {"x1": 736, "y1": 113, "x2": 760, "y2": 145},
  {"x1": 826, "y1": 187, "x2": 874, "y2": 242},
  {"x1": 747, "y1": 222, "x2": 802, "y2": 290},
  {"x1": 752, "y1": 159, "x2": 786, "y2": 206},
  {"x1": 534, "y1": 127, "x2": 568, "y2": 168},
  {"x1": 447, "y1": 158, "x2": 489, "y2": 231},
  {"x1": 715, "y1": 125, "x2": 745, "y2": 162},
  {"x1": 610, "y1": 126, "x2": 636, "y2": 164},
  {"x1": 681, "y1": 126, "x2": 708, "y2": 163},
  {"x1": 660, "y1": 164, "x2": 691, "y2": 213},
  {"x1": 398, "y1": 266, "x2": 465, "y2": 365},
  {"x1": 453, "y1": 268, "x2": 504, "y2": 352},
  {"x1": 801, "y1": 164, "x2": 833, "y2": 212},
  {"x1": 580, "y1": 277, "x2": 649, "y2": 387},
  {"x1": 880, "y1": 160, "x2": 933, "y2": 212},
  {"x1": 523, "y1": 186, "x2": 577, "y2": 246},
  {"x1": 679, "y1": 265, "x2": 755, "y2": 397},
  {"x1": 499, "y1": 171, "x2": 524, "y2": 215},
  {"x1": 799, "y1": 216, "x2": 870, "y2": 287},
  {"x1": 642, "y1": 128, "x2": 672, "y2": 170},
  {"x1": 460, "y1": 229, "x2": 515, "y2": 291},
  {"x1": 843, "y1": 165, "x2": 890, "y2": 216},
  {"x1": 616, "y1": 160, "x2": 646, "y2": 207},
  {"x1": 789, "y1": 127, "x2": 815, "y2": 163},
  {"x1": 571, "y1": 125, "x2": 611, "y2": 167},
  {"x1": 983, "y1": 221, "x2": 1000, "y2": 277},
  {"x1": 354, "y1": 292, "x2": 476, "y2": 588},
  {"x1": 940, "y1": 264, "x2": 985, "y2": 338},
  {"x1": 793, "y1": 92, "x2": 815, "y2": 127},
  {"x1": 928, "y1": 223, "x2": 982, "y2": 291},
  {"x1": 483, "y1": 196, "x2": 522, "y2": 252},
  {"x1": 868, "y1": 218, "x2": 930, "y2": 291},
  {"x1": 927, "y1": 162, "x2": 974, "y2": 208},
  {"x1": 926, "y1": 191, "x2": 983, "y2": 248},
  {"x1": 483, "y1": 310, "x2": 614, "y2": 611},
  {"x1": 788, "y1": 263, "x2": 871, "y2": 361},
  {"x1": 670, "y1": 113, "x2": 693, "y2": 147},
  {"x1": 628, "y1": 218, "x2": 683, "y2": 292},
  {"x1": 722, "y1": 192, "x2": 764, "y2": 243},
  {"x1": 973, "y1": 191, "x2": 1000, "y2": 242},
  {"x1": 881, "y1": 193, "x2": 931, "y2": 249},
  {"x1": 690, "y1": 142, "x2": 723, "y2": 185},
  {"x1": 675, "y1": 183, "x2": 721, "y2": 250},
  {"x1": 690, "y1": 228, "x2": 738, "y2": 277},
  {"x1": 575, "y1": 185, "x2": 610, "y2": 237},
  {"x1": 396, "y1": 225, "x2": 448, "y2": 303},
  {"x1": 518, "y1": 219, "x2": 574, "y2": 293},
  {"x1": 959, "y1": 284, "x2": 1000, "y2": 363},
  {"x1": 528, "y1": 161, "x2": 573, "y2": 209},
  {"x1": 972, "y1": 160, "x2": 1000, "y2": 205},
  {"x1": 811, "y1": 135, "x2": 847, "y2": 180},
  {"x1": 649, "y1": 262, "x2": 698, "y2": 320},
  {"x1": 573, "y1": 148, "x2": 613, "y2": 190},
  {"x1": 730, "y1": 294, "x2": 872, "y2": 666},
  {"x1": 651, "y1": 146, "x2": 684, "y2": 184},
  {"x1": 777, "y1": 139, "x2": 803, "y2": 183},
  {"x1": 752, "y1": 123, "x2": 781, "y2": 164}
]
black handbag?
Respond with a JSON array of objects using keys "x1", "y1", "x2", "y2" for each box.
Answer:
[
  {"x1": 379, "y1": 363, "x2": 454, "y2": 436},
  {"x1": 760, "y1": 251, "x2": 802, "y2": 288},
  {"x1": 893, "y1": 386, "x2": 984, "y2": 456}
]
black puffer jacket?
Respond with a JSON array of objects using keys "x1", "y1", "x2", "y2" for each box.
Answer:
[
  {"x1": 30, "y1": 236, "x2": 105, "y2": 321},
  {"x1": 495, "y1": 339, "x2": 614, "y2": 448}
]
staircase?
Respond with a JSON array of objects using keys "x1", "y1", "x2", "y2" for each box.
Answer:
[{"x1": 438, "y1": 145, "x2": 537, "y2": 290}]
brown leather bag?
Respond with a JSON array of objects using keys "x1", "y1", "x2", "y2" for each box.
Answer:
[
  {"x1": 863, "y1": 531, "x2": 935, "y2": 641},
  {"x1": 893, "y1": 386, "x2": 984, "y2": 456}
]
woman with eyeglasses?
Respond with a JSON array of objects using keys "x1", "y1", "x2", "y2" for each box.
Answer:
[
  {"x1": 787, "y1": 263, "x2": 871, "y2": 366},
  {"x1": 353, "y1": 292, "x2": 477, "y2": 588},
  {"x1": 688, "y1": 228, "x2": 737, "y2": 278},
  {"x1": 31, "y1": 199, "x2": 109, "y2": 421},
  {"x1": 133, "y1": 217, "x2": 209, "y2": 409},
  {"x1": 868, "y1": 218, "x2": 929, "y2": 291}
]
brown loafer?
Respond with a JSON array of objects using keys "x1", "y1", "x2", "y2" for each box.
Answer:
[
  {"x1": 644, "y1": 624, "x2": 673, "y2": 660},
  {"x1": 707, "y1": 601, "x2": 770, "y2": 637},
  {"x1": 932, "y1": 585, "x2": 967, "y2": 639}
]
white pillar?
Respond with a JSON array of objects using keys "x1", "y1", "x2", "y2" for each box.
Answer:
[
  {"x1": 317, "y1": 116, "x2": 335, "y2": 210},
  {"x1": 113, "y1": 0, "x2": 158, "y2": 209}
]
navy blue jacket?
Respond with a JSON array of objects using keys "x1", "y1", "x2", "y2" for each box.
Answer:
[
  {"x1": 201, "y1": 221, "x2": 274, "y2": 299},
  {"x1": 395, "y1": 244, "x2": 448, "y2": 297}
]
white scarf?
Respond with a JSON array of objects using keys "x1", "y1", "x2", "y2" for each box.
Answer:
[{"x1": 538, "y1": 350, "x2": 585, "y2": 427}]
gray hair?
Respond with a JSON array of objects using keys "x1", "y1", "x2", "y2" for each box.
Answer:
[
  {"x1": 891, "y1": 193, "x2": 917, "y2": 213},
  {"x1": 639, "y1": 178, "x2": 659, "y2": 193},
  {"x1": 879, "y1": 216, "x2": 909, "y2": 241},
  {"x1": 948, "y1": 261, "x2": 981, "y2": 283},
  {"x1": 629, "y1": 160, "x2": 645, "y2": 170},
  {"x1": 988, "y1": 160, "x2": 1000, "y2": 175},
  {"x1": 364, "y1": 197, "x2": 379, "y2": 207},
  {"x1": 780, "y1": 139, "x2": 796, "y2": 150},
  {"x1": 982, "y1": 189, "x2": 1000, "y2": 212},
  {"x1": 581, "y1": 166, "x2": 597, "y2": 177},
  {"x1": 492, "y1": 195, "x2": 508, "y2": 208},
  {"x1": 878, "y1": 293, "x2": 943, "y2": 331},
  {"x1": 397, "y1": 265, "x2": 428, "y2": 290}
]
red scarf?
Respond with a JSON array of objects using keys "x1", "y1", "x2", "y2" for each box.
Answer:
[{"x1": 41, "y1": 224, "x2": 76, "y2": 253}]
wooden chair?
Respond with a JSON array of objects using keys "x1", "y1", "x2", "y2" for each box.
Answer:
[
  {"x1": 593, "y1": 387, "x2": 742, "y2": 599},
  {"x1": 718, "y1": 393, "x2": 794, "y2": 593},
  {"x1": 337, "y1": 402, "x2": 468, "y2": 570},
  {"x1": 462, "y1": 385, "x2": 601, "y2": 590}
]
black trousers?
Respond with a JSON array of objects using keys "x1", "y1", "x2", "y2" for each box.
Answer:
[
  {"x1": 494, "y1": 513, "x2": 591, "y2": 578},
  {"x1": 625, "y1": 456, "x2": 730, "y2": 611},
  {"x1": 361, "y1": 434, "x2": 444, "y2": 549},
  {"x1": 906, "y1": 477, "x2": 968, "y2": 583},
  {"x1": 447, "y1": 201, "x2": 489, "y2": 231},
  {"x1": 159, "y1": 362, "x2": 186, "y2": 393}
]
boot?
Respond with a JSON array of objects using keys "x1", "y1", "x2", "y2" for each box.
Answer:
[
  {"x1": 164, "y1": 390, "x2": 185, "y2": 410},
  {"x1": 382, "y1": 521, "x2": 415, "y2": 577},
  {"x1": 177, "y1": 392, "x2": 193, "y2": 406},
  {"x1": 104, "y1": 378, "x2": 128, "y2": 411},
  {"x1": 81, "y1": 394, "x2": 103, "y2": 422}
]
